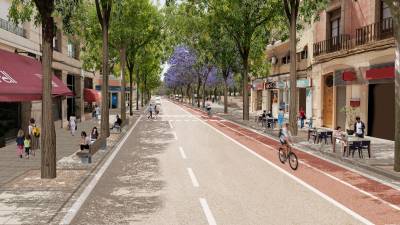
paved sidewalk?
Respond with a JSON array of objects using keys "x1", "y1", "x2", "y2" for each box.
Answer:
[
  {"x1": 193, "y1": 101, "x2": 399, "y2": 181},
  {"x1": 0, "y1": 109, "x2": 142, "y2": 225},
  {"x1": 0, "y1": 110, "x2": 126, "y2": 186}
]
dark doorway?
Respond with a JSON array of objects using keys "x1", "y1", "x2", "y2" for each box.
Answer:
[
  {"x1": 0, "y1": 103, "x2": 21, "y2": 140},
  {"x1": 298, "y1": 88, "x2": 306, "y2": 112},
  {"x1": 368, "y1": 83, "x2": 394, "y2": 140},
  {"x1": 67, "y1": 75, "x2": 76, "y2": 120}
]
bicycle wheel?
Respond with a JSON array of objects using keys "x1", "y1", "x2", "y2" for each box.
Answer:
[
  {"x1": 288, "y1": 152, "x2": 298, "y2": 170},
  {"x1": 278, "y1": 147, "x2": 286, "y2": 164}
]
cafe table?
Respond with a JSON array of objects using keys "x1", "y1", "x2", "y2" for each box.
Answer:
[{"x1": 333, "y1": 135, "x2": 371, "y2": 158}]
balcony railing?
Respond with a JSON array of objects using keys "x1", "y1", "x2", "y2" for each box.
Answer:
[
  {"x1": 313, "y1": 34, "x2": 351, "y2": 57},
  {"x1": 0, "y1": 17, "x2": 25, "y2": 37},
  {"x1": 355, "y1": 17, "x2": 393, "y2": 46}
]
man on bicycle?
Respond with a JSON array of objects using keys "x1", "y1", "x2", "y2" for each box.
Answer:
[
  {"x1": 206, "y1": 100, "x2": 212, "y2": 117},
  {"x1": 279, "y1": 123, "x2": 292, "y2": 156}
]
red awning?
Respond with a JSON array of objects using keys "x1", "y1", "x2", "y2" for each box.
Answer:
[
  {"x1": 366, "y1": 66, "x2": 395, "y2": 80},
  {"x1": 0, "y1": 49, "x2": 73, "y2": 102},
  {"x1": 84, "y1": 88, "x2": 100, "y2": 103}
]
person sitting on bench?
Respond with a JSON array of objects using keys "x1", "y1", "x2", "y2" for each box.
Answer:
[
  {"x1": 80, "y1": 131, "x2": 91, "y2": 151},
  {"x1": 110, "y1": 115, "x2": 122, "y2": 130}
]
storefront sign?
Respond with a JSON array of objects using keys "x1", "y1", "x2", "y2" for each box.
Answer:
[
  {"x1": 286, "y1": 79, "x2": 310, "y2": 88},
  {"x1": 342, "y1": 71, "x2": 357, "y2": 81},
  {"x1": 277, "y1": 81, "x2": 286, "y2": 89},
  {"x1": 366, "y1": 66, "x2": 394, "y2": 80},
  {"x1": 265, "y1": 81, "x2": 276, "y2": 89},
  {"x1": 0, "y1": 71, "x2": 17, "y2": 84}
]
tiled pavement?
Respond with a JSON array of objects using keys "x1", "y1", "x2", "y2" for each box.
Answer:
[{"x1": 0, "y1": 109, "x2": 142, "y2": 224}]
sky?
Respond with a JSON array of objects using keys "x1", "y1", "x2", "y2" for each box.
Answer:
[{"x1": 152, "y1": 0, "x2": 165, "y2": 7}]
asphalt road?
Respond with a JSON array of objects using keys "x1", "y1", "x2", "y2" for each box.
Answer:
[{"x1": 69, "y1": 99, "x2": 369, "y2": 225}]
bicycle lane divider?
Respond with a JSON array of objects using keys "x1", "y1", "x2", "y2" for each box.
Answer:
[{"x1": 174, "y1": 101, "x2": 400, "y2": 225}]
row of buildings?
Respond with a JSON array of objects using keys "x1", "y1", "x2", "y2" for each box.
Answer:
[
  {"x1": 250, "y1": 0, "x2": 396, "y2": 141},
  {"x1": 0, "y1": 0, "x2": 133, "y2": 141}
]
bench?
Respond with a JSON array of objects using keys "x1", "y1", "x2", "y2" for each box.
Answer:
[{"x1": 76, "y1": 138, "x2": 105, "y2": 164}]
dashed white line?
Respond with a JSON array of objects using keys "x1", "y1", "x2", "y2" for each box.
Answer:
[
  {"x1": 175, "y1": 103, "x2": 374, "y2": 225},
  {"x1": 187, "y1": 168, "x2": 199, "y2": 187},
  {"x1": 179, "y1": 147, "x2": 187, "y2": 159},
  {"x1": 199, "y1": 198, "x2": 217, "y2": 225},
  {"x1": 172, "y1": 132, "x2": 178, "y2": 140},
  {"x1": 169, "y1": 121, "x2": 174, "y2": 129}
]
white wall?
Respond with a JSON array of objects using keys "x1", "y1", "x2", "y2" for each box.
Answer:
[{"x1": 0, "y1": 0, "x2": 11, "y2": 20}]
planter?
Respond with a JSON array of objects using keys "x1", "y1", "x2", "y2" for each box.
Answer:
[{"x1": 346, "y1": 129, "x2": 354, "y2": 135}]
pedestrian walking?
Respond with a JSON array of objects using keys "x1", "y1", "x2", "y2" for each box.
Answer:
[
  {"x1": 354, "y1": 116, "x2": 365, "y2": 138},
  {"x1": 299, "y1": 107, "x2": 306, "y2": 129},
  {"x1": 278, "y1": 109, "x2": 284, "y2": 129},
  {"x1": 24, "y1": 135, "x2": 31, "y2": 159},
  {"x1": 16, "y1": 129, "x2": 24, "y2": 159},
  {"x1": 28, "y1": 118, "x2": 40, "y2": 151},
  {"x1": 69, "y1": 115, "x2": 77, "y2": 136},
  {"x1": 148, "y1": 104, "x2": 154, "y2": 119},
  {"x1": 95, "y1": 105, "x2": 100, "y2": 121},
  {"x1": 154, "y1": 105, "x2": 160, "y2": 119}
]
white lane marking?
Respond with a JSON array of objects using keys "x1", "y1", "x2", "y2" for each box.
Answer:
[
  {"x1": 61, "y1": 116, "x2": 143, "y2": 225},
  {"x1": 199, "y1": 198, "x2": 217, "y2": 225},
  {"x1": 187, "y1": 168, "x2": 199, "y2": 187},
  {"x1": 215, "y1": 121, "x2": 400, "y2": 212},
  {"x1": 175, "y1": 103, "x2": 374, "y2": 225},
  {"x1": 179, "y1": 147, "x2": 187, "y2": 159},
  {"x1": 169, "y1": 121, "x2": 174, "y2": 129},
  {"x1": 172, "y1": 132, "x2": 178, "y2": 140}
]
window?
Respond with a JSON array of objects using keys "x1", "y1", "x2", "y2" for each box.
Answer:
[
  {"x1": 329, "y1": 9, "x2": 341, "y2": 39},
  {"x1": 282, "y1": 54, "x2": 290, "y2": 64},
  {"x1": 67, "y1": 40, "x2": 79, "y2": 59},
  {"x1": 53, "y1": 27, "x2": 61, "y2": 52},
  {"x1": 381, "y1": 1, "x2": 391, "y2": 20}
]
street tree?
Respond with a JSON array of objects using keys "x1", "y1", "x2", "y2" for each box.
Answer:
[
  {"x1": 9, "y1": 0, "x2": 78, "y2": 179},
  {"x1": 125, "y1": 1, "x2": 162, "y2": 112},
  {"x1": 206, "y1": 0, "x2": 277, "y2": 120},
  {"x1": 382, "y1": 0, "x2": 400, "y2": 171},
  {"x1": 278, "y1": 0, "x2": 327, "y2": 135}
]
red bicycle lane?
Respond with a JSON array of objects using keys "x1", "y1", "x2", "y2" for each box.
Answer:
[{"x1": 176, "y1": 102, "x2": 400, "y2": 225}]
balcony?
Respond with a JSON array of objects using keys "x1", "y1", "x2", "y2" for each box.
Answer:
[
  {"x1": 313, "y1": 34, "x2": 351, "y2": 57},
  {"x1": 355, "y1": 17, "x2": 393, "y2": 46},
  {"x1": 0, "y1": 18, "x2": 25, "y2": 37}
]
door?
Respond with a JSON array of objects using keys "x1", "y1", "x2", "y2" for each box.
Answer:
[
  {"x1": 368, "y1": 83, "x2": 394, "y2": 140},
  {"x1": 298, "y1": 88, "x2": 306, "y2": 112},
  {"x1": 111, "y1": 93, "x2": 118, "y2": 109},
  {"x1": 323, "y1": 74, "x2": 334, "y2": 128},
  {"x1": 336, "y1": 86, "x2": 346, "y2": 129}
]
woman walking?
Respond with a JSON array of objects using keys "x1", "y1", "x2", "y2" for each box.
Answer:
[
  {"x1": 28, "y1": 118, "x2": 40, "y2": 152},
  {"x1": 16, "y1": 129, "x2": 24, "y2": 158},
  {"x1": 69, "y1": 115, "x2": 77, "y2": 136}
]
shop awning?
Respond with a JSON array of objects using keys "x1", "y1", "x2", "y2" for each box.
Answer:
[
  {"x1": 366, "y1": 66, "x2": 394, "y2": 80},
  {"x1": 84, "y1": 88, "x2": 100, "y2": 103},
  {"x1": 0, "y1": 49, "x2": 73, "y2": 102}
]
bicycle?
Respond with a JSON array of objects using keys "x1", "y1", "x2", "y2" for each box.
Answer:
[{"x1": 278, "y1": 144, "x2": 298, "y2": 170}]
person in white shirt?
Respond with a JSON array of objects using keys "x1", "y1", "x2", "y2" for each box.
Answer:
[
  {"x1": 80, "y1": 131, "x2": 91, "y2": 150},
  {"x1": 353, "y1": 116, "x2": 365, "y2": 138},
  {"x1": 69, "y1": 115, "x2": 77, "y2": 136}
]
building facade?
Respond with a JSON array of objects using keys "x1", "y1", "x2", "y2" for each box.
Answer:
[
  {"x1": 0, "y1": 0, "x2": 90, "y2": 140},
  {"x1": 312, "y1": 0, "x2": 395, "y2": 140}
]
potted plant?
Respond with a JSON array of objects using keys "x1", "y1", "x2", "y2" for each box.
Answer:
[{"x1": 341, "y1": 106, "x2": 359, "y2": 135}]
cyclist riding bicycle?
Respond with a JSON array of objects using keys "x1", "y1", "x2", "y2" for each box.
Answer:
[
  {"x1": 206, "y1": 101, "x2": 212, "y2": 116},
  {"x1": 279, "y1": 123, "x2": 292, "y2": 156}
]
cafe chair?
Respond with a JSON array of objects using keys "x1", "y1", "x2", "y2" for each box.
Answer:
[
  {"x1": 349, "y1": 142, "x2": 363, "y2": 158},
  {"x1": 359, "y1": 141, "x2": 371, "y2": 158}
]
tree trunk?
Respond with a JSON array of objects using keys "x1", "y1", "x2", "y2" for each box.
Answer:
[
  {"x1": 120, "y1": 46, "x2": 127, "y2": 123},
  {"x1": 224, "y1": 80, "x2": 228, "y2": 114},
  {"x1": 393, "y1": 14, "x2": 400, "y2": 172},
  {"x1": 197, "y1": 76, "x2": 201, "y2": 107},
  {"x1": 242, "y1": 56, "x2": 250, "y2": 120},
  {"x1": 202, "y1": 83, "x2": 206, "y2": 108},
  {"x1": 141, "y1": 87, "x2": 144, "y2": 107},
  {"x1": 128, "y1": 68, "x2": 133, "y2": 115},
  {"x1": 136, "y1": 66, "x2": 140, "y2": 110},
  {"x1": 39, "y1": 4, "x2": 56, "y2": 179},
  {"x1": 100, "y1": 20, "x2": 110, "y2": 138},
  {"x1": 288, "y1": 7, "x2": 298, "y2": 136}
]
